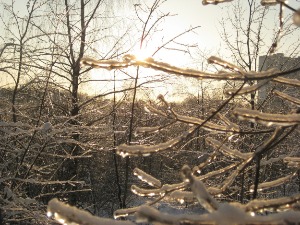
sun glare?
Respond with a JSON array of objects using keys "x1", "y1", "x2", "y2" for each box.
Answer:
[{"x1": 132, "y1": 48, "x2": 153, "y2": 61}]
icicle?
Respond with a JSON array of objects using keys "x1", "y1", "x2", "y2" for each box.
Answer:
[
  {"x1": 233, "y1": 108, "x2": 300, "y2": 126},
  {"x1": 133, "y1": 168, "x2": 162, "y2": 188},
  {"x1": 198, "y1": 163, "x2": 238, "y2": 181},
  {"x1": 284, "y1": 157, "x2": 300, "y2": 163}
]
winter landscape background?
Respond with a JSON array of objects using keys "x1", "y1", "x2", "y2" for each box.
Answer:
[{"x1": 0, "y1": 0, "x2": 300, "y2": 224}]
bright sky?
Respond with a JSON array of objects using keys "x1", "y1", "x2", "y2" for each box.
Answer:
[
  {"x1": 161, "y1": 0, "x2": 300, "y2": 56},
  {"x1": 87, "y1": 0, "x2": 300, "y2": 101},
  {"x1": 1, "y1": 0, "x2": 299, "y2": 101}
]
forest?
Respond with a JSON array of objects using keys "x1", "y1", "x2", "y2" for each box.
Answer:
[{"x1": 0, "y1": 0, "x2": 300, "y2": 224}]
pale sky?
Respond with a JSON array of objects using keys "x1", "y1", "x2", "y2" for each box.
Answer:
[
  {"x1": 160, "y1": 0, "x2": 300, "y2": 57},
  {"x1": 1, "y1": 0, "x2": 299, "y2": 101}
]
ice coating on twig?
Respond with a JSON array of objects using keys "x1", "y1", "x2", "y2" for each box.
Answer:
[
  {"x1": 225, "y1": 79, "x2": 271, "y2": 96},
  {"x1": 261, "y1": 0, "x2": 279, "y2": 6},
  {"x1": 273, "y1": 76, "x2": 300, "y2": 87},
  {"x1": 206, "y1": 137, "x2": 252, "y2": 160},
  {"x1": 208, "y1": 56, "x2": 243, "y2": 72},
  {"x1": 135, "y1": 126, "x2": 161, "y2": 134},
  {"x1": 146, "y1": 104, "x2": 240, "y2": 133},
  {"x1": 136, "y1": 203, "x2": 300, "y2": 225},
  {"x1": 117, "y1": 126, "x2": 198, "y2": 157},
  {"x1": 81, "y1": 55, "x2": 281, "y2": 81},
  {"x1": 131, "y1": 185, "x2": 160, "y2": 197},
  {"x1": 181, "y1": 165, "x2": 219, "y2": 212},
  {"x1": 170, "y1": 190, "x2": 195, "y2": 204},
  {"x1": 245, "y1": 193, "x2": 300, "y2": 212},
  {"x1": 273, "y1": 90, "x2": 300, "y2": 106},
  {"x1": 47, "y1": 198, "x2": 135, "y2": 225},
  {"x1": 133, "y1": 168, "x2": 162, "y2": 188},
  {"x1": 233, "y1": 108, "x2": 300, "y2": 126},
  {"x1": 284, "y1": 157, "x2": 300, "y2": 167},
  {"x1": 202, "y1": 0, "x2": 233, "y2": 5},
  {"x1": 250, "y1": 173, "x2": 297, "y2": 192},
  {"x1": 216, "y1": 113, "x2": 240, "y2": 131}
]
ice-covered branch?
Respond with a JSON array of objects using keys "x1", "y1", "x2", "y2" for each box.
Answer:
[
  {"x1": 202, "y1": 0, "x2": 233, "y2": 5},
  {"x1": 181, "y1": 165, "x2": 219, "y2": 212},
  {"x1": 114, "y1": 183, "x2": 187, "y2": 218},
  {"x1": 284, "y1": 157, "x2": 300, "y2": 167},
  {"x1": 131, "y1": 185, "x2": 161, "y2": 197},
  {"x1": 133, "y1": 168, "x2": 162, "y2": 188},
  {"x1": 207, "y1": 56, "x2": 243, "y2": 72},
  {"x1": 206, "y1": 137, "x2": 252, "y2": 160},
  {"x1": 81, "y1": 55, "x2": 282, "y2": 81},
  {"x1": 273, "y1": 77, "x2": 300, "y2": 87},
  {"x1": 170, "y1": 190, "x2": 196, "y2": 204},
  {"x1": 273, "y1": 90, "x2": 300, "y2": 106},
  {"x1": 249, "y1": 172, "x2": 297, "y2": 192},
  {"x1": 216, "y1": 113, "x2": 239, "y2": 129},
  {"x1": 146, "y1": 104, "x2": 240, "y2": 133},
  {"x1": 136, "y1": 204, "x2": 300, "y2": 225},
  {"x1": 261, "y1": 0, "x2": 278, "y2": 6},
  {"x1": 225, "y1": 80, "x2": 270, "y2": 95},
  {"x1": 245, "y1": 193, "x2": 300, "y2": 212},
  {"x1": 117, "y1": 126, "x2": 198, "y2": 157},
  {"x1": 233, "y1": 108, "x2": 300, "y2": 126},
  {"x1": 47, "y1": 198, "x2": 135, "y2": 225}
]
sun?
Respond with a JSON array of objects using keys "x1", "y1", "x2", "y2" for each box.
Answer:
[{"x1": 132, "y1": 47, "x2": 153, "y2": 61}]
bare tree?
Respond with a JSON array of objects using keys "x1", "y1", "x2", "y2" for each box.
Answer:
[{"x1": 46, "y1": 1, "x2": 300, "y2": 224}]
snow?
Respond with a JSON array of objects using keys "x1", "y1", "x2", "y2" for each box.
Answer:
[{"x1": 48, "y1": 198, "x2": 135, "y2": 225}]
